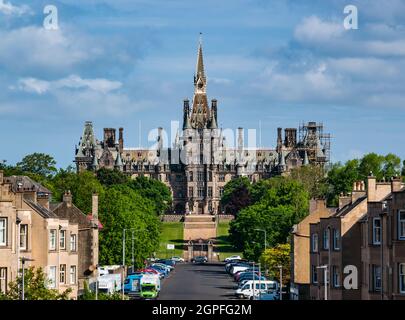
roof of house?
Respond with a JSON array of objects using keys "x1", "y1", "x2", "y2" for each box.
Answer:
[
  {"x1": 24, "y1": 199, "x2": 58, "y2": 219},
  {"x1": 5, "y1": 176, "x2": 51, "y2": 195},
  {"x1": 333, "y1": 195, "x2": 367, "y2": 218}
]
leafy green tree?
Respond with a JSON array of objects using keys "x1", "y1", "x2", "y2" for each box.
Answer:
[
  {"x1": 127, "y1": 176, "x2": 172, "y2": 214},
  {"x1": 221, "y1": 177, "x2": 252, "y2": 215},
  {"x1": 402, "y1": 160, "x2": 405, "y2": 179},
  {"x1": 0, "y1": 267, "x2": 72, "y2": 300},
  {"x1": 383, "y1": 153, "x2": 401, "y2": 178},
  {"x1": 229, "y1": 177, "x2": 309, "y2": 260},
  {"x1": 290, "y1": 165, "x2": 328, "y2": 199},
  {"x1": 16, "y1": 153, "x2": 57, "y2": 178},
  {"x1": 98, "y1": 185, "x2": 161, "y2": 267},
  {"x1": 260, "y1": 244, "x2": 290, "y2": 285},
  {"x1": 96, "y1": 168, "x2": 129, "y2": 187},
  {"x1": 358, "y1": 153, "x2": 385, "y2": 180},
  {"x1": 50, "y1": 170, "x2": 105, "y2": 214}
]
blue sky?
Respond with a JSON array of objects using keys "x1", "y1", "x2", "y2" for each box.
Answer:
[{"x1": 0, "y1": 0, "x2": 404, "y2": 168}]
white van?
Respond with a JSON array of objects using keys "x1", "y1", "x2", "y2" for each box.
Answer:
[{"x1": 235, "y1": 280, "x2": 278, "y2": 299}]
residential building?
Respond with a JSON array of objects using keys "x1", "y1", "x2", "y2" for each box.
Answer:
[
  {"x1": 360, "y1": 177, "x2": 405, "y2": 300},
  {"x1": 50, "y1": 191, "x2": 100, "y2": 296},
  {"x1": 0, "y1": 171, "x2": 98, "y2": 299},
  {"x1": 290, "y1": 199, "x2": 336, "y2": 300}
]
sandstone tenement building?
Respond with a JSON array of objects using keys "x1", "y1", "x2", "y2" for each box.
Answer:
[{"x1": 74, "y1": 39, "x2": 330, "y2": 215}]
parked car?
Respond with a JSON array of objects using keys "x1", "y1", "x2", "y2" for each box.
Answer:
[
  {"x1": 152, "y1": 263, "x2": 174, "y2": 272},
  {"x1": 171, "y1": 256, "x2": 185, "y2": 263},
  {"x1": 149, "y1": 265, "x2": 168, "y2": 278},
  {"x1": 157, "y1": 259, "x2": 176, "y2": 267},
  {"x1": 224, "y1": 255, "x2": 242, "y2": 262},
  {"x1": 191, "y1": 256, "x2": 208, "y2": 264},
  {"x1": 235, "y1": 280, "x2": 278, "y2": 299}
]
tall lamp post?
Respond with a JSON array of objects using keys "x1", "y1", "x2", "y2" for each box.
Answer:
[
  {"x1": 20, "y1": 257, "x2": 34, "y2": 300},
  {"x1": 122, "y1": 228, "x2": 142, "y2": 300},
  {"x1": 317, "y1": 265, "x2": 328, "y2": 300},
  {"x1": 277, "y1": 265, "x2": 283, "y2": 300}
]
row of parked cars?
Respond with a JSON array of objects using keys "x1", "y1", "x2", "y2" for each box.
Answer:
[
  {"x1": 124, "y1": 257, "x2": 185, "y2": 299},
  {"x1": 224, "y1": 256, "x2": 280, "y2": 300}
]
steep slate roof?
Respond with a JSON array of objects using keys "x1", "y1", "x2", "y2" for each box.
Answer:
[
  {"x1": 24, "y1": 199, "x2": 58, "y2": 219},
  {"x1": 5, "y1": 176, "x2": 51, "y2": 195},
  {"x1": 333, "y1": 195, "x2": 367, "y2": 218}
]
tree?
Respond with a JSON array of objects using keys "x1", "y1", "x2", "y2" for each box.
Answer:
[
  {"x1": 358, "y1": 153, "x2": 385, "y2": 180},
  {"x1": 290, "y1": 165, "x2": 328, "y2": 199},
  {"x1": 402, "y1": 160, "x2": 405, "y2": 179},
  {"x1": 96, "y1": 168, "x2": 129, "y2": 187},
  {"x1": 98, "y1": 185, "x2": 161, "y2": 267},
  {"x1": 260, "y1": 244, "x2": 290, "y2": 286},
  {"x1": 382, "y1": 153, "x2": 401, "y2": 178},
  {"x1": 229, "y1": 177, "x2": 309, "y2": 260},
  {"x1": 127, "y1": 176, "x2": 172, "y2": 214},
  {"x1": 16, "y1": 153, "x2": 57, "y2": 178},
  {"x1": 50, "y1": 170, "x2": 105, "y2": 214},
  {"x1": 221, "y1": 177, "x2": 252, "y2": 215},
  {"x1": 0, "y1": 267, "x2": 71, "y2": 300}
]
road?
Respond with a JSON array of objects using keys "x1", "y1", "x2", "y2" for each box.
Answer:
[{"x1": 158, "y1": 263, "x2": 238, "y2": 300}]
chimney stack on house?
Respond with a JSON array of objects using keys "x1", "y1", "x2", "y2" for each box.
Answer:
[
  {"x1": 367, "y1": 174, "x2": 377, "y2": 202},
  {"x1": 352, "y1": 181, "x2": 366, "y2": 202},
  {"x1": 92, "y1": 193, "x2": 98, "y2": 222},
  {"x1": 63, "y1": 190, "x2": 72, "y2": 208},
  {"x1": 118, "y1": 127, "x2": 124, "y2": 152}
]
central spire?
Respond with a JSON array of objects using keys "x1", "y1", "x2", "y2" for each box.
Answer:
[
  {"x1": 195, "y1": 33, "x2": 206, "y2": 85},
  {"x1": 190, "y1": 34, "x2": 210, "y2": 129}
]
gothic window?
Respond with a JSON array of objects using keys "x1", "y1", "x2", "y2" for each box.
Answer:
[
  {"x1": 198, "y1": 187, "x2": 205, "y2": 197},
  {"x1": 208, "y1": 187, "x2": 213, "y2": 197},
  {"x1": 197, "y1": 171, "x2": 204, "y2": 182},
  {"x1": 189, "y1": 171, "x2": 194, "y2": 182},
  {"x1": 189, "y1": 187, "x2": 194, "y2": 197},
  {"x1": 219, "y1": 174, "x2": 225, "y2": 182}
]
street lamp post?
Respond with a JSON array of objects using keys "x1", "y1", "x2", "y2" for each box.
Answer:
[
  {"x1": 122, "y1": 228, "x2": 142, "y2": 300},
  {"x1": 20, "y1": 257, "x2": 34, "y2": 300},
  {"x1": 277, "y1": 265, "x2": 283, "y2": 301},
  {"x1": 317, "y1": 265, "x2": 328, "y2": 300},
  {"x1": 16, "y1": 217, "x2": 21, "y2": 296}
]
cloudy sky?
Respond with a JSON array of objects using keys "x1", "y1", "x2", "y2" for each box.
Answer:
[{"x1": 0, "y1": 0, "x2": 404, "y2": 168}]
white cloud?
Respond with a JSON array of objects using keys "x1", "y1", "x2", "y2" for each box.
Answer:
[
  {"x1": 0, "y1": 0, "x2": 31, "y2": 16},
  {"x1": 18, "y1": 75, "x2": 122, "y2": 94},
  {"x1": 0, "y1": 26, "x2": 97, "y2": 73},
  {"x1": 294, "y1": 16, "x2": 344, "y2": 43}
]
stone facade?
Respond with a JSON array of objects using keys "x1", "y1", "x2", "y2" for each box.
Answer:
[
  {"x1": 0, "y1": 171, "x2": 99, "y2": 299},
  {"x1": 74, "y1": 39, "x2": 330, "y2": 215}
]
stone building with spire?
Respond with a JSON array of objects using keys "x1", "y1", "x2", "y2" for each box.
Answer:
[{"x1": 74, "y1": 38, "x2": 330, "y2": 215}]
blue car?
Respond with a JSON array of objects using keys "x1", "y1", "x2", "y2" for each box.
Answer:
[
  {"x1": 149, "y1": 265, "x2": 169, "y2": 278},
  {"x1": 124, "y1": 273, "x2": 143, "y2": 294}
]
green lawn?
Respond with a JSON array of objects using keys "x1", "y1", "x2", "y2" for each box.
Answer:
[
  {"x1": 157, "y1": 222, "x2": 184, "y2": 259},
  {"x1": 215, "y1": 221, "x2": 243, "y2": 261},
  {"x1": 156, "y1": 220, "x2": 242, "y2": 261}
]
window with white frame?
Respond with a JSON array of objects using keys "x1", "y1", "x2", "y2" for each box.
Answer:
[
  {"x1": 323, "y1": 229, "x2": 330, "y2": 250},
  {"x1": 48, "y1": 266, "x2": 56, "y2": 288},
  {"x1": 398, "y1": 211, "x2": 405, "y2": 240},
  {"x1": 372, "y1": 265, "x2": 382, "y2": 291},
  {"x1": 333, "y1": 266, "x2": 340, "y2": 287},
  {"x1": 333, "y1": 229, "x2": 340, "y2": 250},
  {"x1": 0, "y1": 267, "x2": 7, "y2": 294},
  {"x1": 312, "y1": 233, "x2": 318, "y2": 252},
  {"x1": 312, "y1": 266, "x2": 318, "y2": 284},
  {"x1": 373, "y1": 218, "x2": 381, "y2": 245},
  {"x1": 0, "y1": 218, "x2": 7, "y2": 246},
  {"x1": 70, "y1": 265, "x2": 76, "y2": 284},
  {"x1": 20, "y1": 224, "x2": 28, "y2": 250},
  {"x1": 59, "y1": 230, "x2": 66, "y2": 250},
  {"x1": 400, "y1": 263, "x2": 405, "y2": 294},
  {"x1": 60, "y1": 264, "x2": 66, "y2": 284},
  {"x1": 49, "y1": 229, "x2": 57, "y2": 250},
  {"x1": 70, "y1": 234, "x2": 77, "y2": 252}
]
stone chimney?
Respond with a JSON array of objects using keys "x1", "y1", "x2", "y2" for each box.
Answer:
[
  {"x1": 339, "y1": 193, "x2": 352, "y2": 209},
  {"x1": 309, "y1": 199, "x2": 327, "y2": 215},
  {"x1": 367, "y1": 174, "x2": 377, "y2": 201},
  {"x1": 63, "y1": 190, "x2": 72, "y2": 208},
  {"x1": 352, "y1": 181, "x2": 366, "y2": 202},
  {"x1": 277, "y1": 128, "x2": 283, "y2": 152},
  {"x1": 92, "y1": 193, "x2": 98, "y2": 221},
  {"x1": 391, "y1": 177, "x2": 403, "y2": 192},
  {"x1": 118, "y1": 128, "x2": 124, "y2": 152}
]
